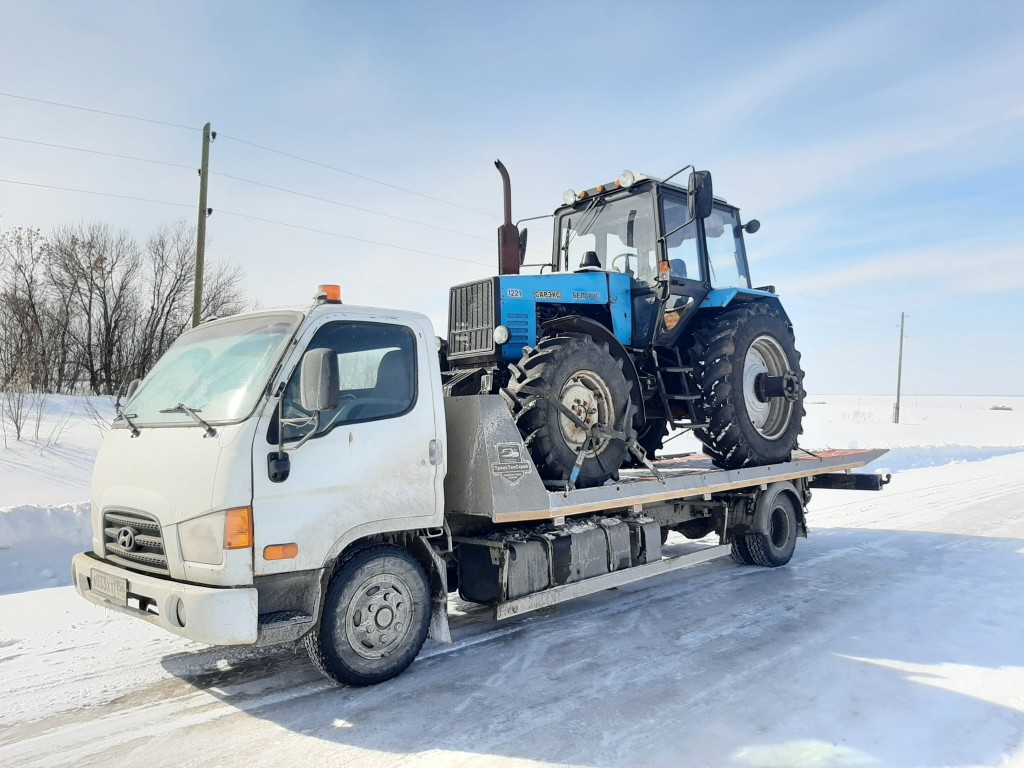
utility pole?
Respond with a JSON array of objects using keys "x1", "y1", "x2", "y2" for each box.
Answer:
[
  {"x1": 192, "y1": 122, "x2": 213, "y2": 328},
  {"x1": 893, "y1": 311, "x2": 905, "y2": 424}
]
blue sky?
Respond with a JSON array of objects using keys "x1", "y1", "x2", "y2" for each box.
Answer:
[{"x1": 1, "y1": 0, "x2": 1022, "y2": 395}]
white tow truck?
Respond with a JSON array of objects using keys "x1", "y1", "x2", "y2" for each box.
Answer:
[{"x1": 72, "y1": 287, "x2": 888, "y2": 686}]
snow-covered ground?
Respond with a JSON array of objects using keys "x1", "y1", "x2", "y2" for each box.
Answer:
[{"x1": 1, "y1": 395, "x2": 1023, "y2": 767}]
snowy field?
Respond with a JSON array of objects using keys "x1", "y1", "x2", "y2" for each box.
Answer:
[{"x1": 1, "y1": 395, "x2": 1023, "y2": 767}]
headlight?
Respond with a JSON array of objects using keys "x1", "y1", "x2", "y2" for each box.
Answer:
[
  {"x1": 178, "y1": 510, "x2": 226, "y2": 565},
  {"x1": 493, "y1": 325, "x2": 511, "y2": 345}
]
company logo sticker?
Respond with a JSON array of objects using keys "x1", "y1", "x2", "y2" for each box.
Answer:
[
  {"x1": 572, "y1": 291, "x2": 602, "y2": 300},
  {"x1": 534, "y1": 290, "x2": 562, "y2": 300},
  {"x1": 492, "y1": 443, "x2": 532, "y2": 485}
]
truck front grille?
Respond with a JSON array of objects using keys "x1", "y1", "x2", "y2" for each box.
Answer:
[
  {"x1": 448, "y1": 278, "x2": 496, "y2": 360},
  {"x1": 103, "y1": 509, "x2": 169, "y2": 575}
]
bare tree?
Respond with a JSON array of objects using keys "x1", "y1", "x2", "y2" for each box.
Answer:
[{"x1": 46, "y1": 222, "x2": 144, "y2": 395}]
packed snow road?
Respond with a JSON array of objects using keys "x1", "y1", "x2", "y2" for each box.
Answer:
[{"x1": 2, "y1": 452, "x2": 1023, "y2": 768}]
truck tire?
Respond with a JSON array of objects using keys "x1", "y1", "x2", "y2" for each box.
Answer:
[
  {"x1": 730, "y1": 536, "x2": 756, "y2": 565},
  {"x1": 505, "y1": 333, "x2": 636, "y2": 488},
  {"x1": 305, "y1": 545, "x2": 430, "y2": 686},
  {"x1": 743, "y1": 491, "x2": 799, "y2": 567},
  {"x1": 691, "y1": 302, "x2": 805, "y2": 469}
]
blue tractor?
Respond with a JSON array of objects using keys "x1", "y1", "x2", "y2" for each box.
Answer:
[{"x1": 444, "y1": 162, "x2": 805, "y2": 489}]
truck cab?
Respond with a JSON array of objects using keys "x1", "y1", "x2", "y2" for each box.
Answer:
[{"x1": 73, "y1": 300, "x2": 446, "y2": 647}]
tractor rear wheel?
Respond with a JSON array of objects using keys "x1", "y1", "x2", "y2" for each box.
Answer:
[
  {"x1": 505, "y1": 333, "x2": 636, "y2": 488},
  {"x1": 691, "y1": 302, "x2": 805, "y2": 469}
]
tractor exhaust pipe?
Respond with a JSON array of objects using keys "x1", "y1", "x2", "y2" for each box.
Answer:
[{"x1": 495, "y1": 159, "x2": 521, "y2": 275}]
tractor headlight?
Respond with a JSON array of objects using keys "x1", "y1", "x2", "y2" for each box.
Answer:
[
  {"x1": 617, "y1": 170, "x2": 636, "y2": 188},
  {"x1": 178, "y1": 510, "x2": 225, "y2": 565},
  {"x1": 563, "y1": 189, "x2": 577, "y2": 205},
  {"x1": 493, "y1": 325, "x2": 511, "y2": 345}
]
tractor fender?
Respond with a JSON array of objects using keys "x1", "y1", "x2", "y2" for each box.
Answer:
[
  {"x1": 699, "y1": 288, "x2": 792, "y2": 325},
  {"x1": 540, "y1": 315, "x2": 647, "y2": 423}
]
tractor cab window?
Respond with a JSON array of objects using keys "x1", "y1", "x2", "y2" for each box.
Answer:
[
  {"x1": 659, "y1": 194, "x2": 701, "y2": 283},
  {"x1": 557, "y1": 193, "x2": 658, "y2": 284},
  {"x1": 705, "y1": 206, "x2": 750, "y2": 289}
]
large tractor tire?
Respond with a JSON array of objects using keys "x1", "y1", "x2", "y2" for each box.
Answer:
[
  {"x1": 505, "y1": 333, "x2": 636, "y2": 488},
  {"x1": 691, "y1": 302, "x2": 805, "y2": 470}
]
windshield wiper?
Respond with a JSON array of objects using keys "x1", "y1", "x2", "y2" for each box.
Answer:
[
  {"x1": 160, "y1": 403, "x2": 217, "y2": 438},
  {"x1": 113, "y1": 411, "x2": 141, "y2": 437}
]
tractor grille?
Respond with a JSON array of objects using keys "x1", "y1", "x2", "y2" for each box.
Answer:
[
  {"x1": 103, "y1": 509, "x2": 169, "y2": 575},
  {"x1": 448, "y1": 278, "x2": 497, "y2": 360}
]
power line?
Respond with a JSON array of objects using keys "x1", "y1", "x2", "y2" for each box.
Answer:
[
  {"x1": 217, "y1": 133, "x2": 495, "y2": 218},
  {"x1": 0, "y1": 178, "x2": 194, "y2": 210},
  {"x1": 0, "y1": 135, "x2": 195, "y2": 170},
  {"x1": 0, "y1": 133, "x2": 501, "y2": 245},
  {"x1": 2, "y1": 91, "x2": 498, "y2": 219},
  {"x1": 0, "y1": 91, "x2": 199, "y2": 132},
  {"x1": 0, "y1": 178, "x2": 492, "y2": 267},
  {"x1": 214, "y1": 209, "x2": 491, "y2": 267},
  {"x1": 211, "y1": 171, "x2": 495, "y2": 243}
]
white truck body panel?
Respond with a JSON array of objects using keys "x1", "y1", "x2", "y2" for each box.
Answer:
[{"x1": 250, "y1": 306, "x2": 446, "y2": 576}]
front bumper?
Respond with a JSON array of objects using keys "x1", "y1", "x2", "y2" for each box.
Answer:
[{"x1": 72, "y1": 552, "x2": 258, "y2": 645}]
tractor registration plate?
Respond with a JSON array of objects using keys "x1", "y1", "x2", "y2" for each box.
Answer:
[{"x1": 90, "y1": 569, "x2": 127, "y2": 606}]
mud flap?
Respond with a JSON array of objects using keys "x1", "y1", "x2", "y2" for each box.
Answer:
[{"x1": 414, "y1": 536, "x2": 452, "y2": 644}]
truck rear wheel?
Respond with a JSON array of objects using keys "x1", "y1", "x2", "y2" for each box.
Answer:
[
  {"x1": 692, "y1": 302, "x2": 805, "y2": 469},
  {"x1": 305, "y1": 545, "x2": 430, "y2": 686},
  {"x1": 505, "y1": 333, "x2": 636, "y2": 488},
  {"x1": 743, "y1": 491, "x2": 799, "y2": 567}
]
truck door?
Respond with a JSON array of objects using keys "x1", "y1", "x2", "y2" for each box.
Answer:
[{"x1": 250, "y1": 315, "x2": 443, "y2": 576}]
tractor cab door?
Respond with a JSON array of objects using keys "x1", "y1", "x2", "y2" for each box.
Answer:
[{"x1": 653, "y1": 190, "x2": 710, "y2": 347}]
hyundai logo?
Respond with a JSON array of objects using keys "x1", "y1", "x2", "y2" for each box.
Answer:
[{"x1": 116, "y1": 527, "x2": 137, "y2": 551}]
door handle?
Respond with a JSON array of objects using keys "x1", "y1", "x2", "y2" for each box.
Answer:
[{"x1": 429, "y1": 439, "x2": 443, "y2": 466}]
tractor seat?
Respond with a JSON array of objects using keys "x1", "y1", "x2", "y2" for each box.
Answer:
[
  {"x1": 669, "y1": 259, "x2": 687, "y2": 279},
  {"x1": 576, "y1": 250, "x2": 604, "y2": 272}
]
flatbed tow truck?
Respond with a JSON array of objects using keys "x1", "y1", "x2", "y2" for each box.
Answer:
[{"x1": 72, "y1": 298, "x2": 889, "y2": 687}]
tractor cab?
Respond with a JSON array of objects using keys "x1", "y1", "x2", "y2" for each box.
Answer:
[{"x1": 549, "y1": 172, "x2": 755, "y2": 349}]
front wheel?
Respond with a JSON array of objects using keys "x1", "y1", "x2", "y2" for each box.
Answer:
[
  {"x1": 692, "y1": 302, "x2": 805, "y2": 469},
  {"x1": 505, "y1": 333, "x2": 636, "y2": 488},
  {"x1": 305, "y1": 545, "x2": 430, "y2": 686}
]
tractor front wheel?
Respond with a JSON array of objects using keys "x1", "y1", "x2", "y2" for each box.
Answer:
[
  {"x1": 505, "y1": 333, "x2": 636, "y2": 488},
  {"x1": 692, "y1": 302, "x2": 805, "y2": 469}
]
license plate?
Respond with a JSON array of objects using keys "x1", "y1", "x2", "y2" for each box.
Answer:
[{"x1": 90, "y1": 569, "x2": 128, "y2": 606}]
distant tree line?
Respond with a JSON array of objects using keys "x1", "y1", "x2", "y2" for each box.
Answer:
[{"x1": 0, "y1": 220, "x2": 247, "y2": 398}]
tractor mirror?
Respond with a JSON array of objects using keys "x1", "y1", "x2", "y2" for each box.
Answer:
[
  {"x1": 518, "y1": 228, "x2": 529, "y2": 264},
  {"x1": 299, "y1": 348, "x2": 340, "y2": 412},
  {"x1": 688, "y1": 171, "x2": 713, "y2": 220}
]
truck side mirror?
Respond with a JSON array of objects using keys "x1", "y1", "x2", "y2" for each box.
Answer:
[
  {"x1": 518, "y1": 228, "x2": 529, "y2": 265},
  {"x1": 299, "y1": 348, "x2": 340, "y2": 412},
  {"x1": 688, "y1": 170, "x2": 713, "y2": 220}
]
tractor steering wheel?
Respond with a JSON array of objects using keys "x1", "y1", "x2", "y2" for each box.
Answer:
[{"x1": 611, "y1": 253, "x2": 636, "y2": 276}]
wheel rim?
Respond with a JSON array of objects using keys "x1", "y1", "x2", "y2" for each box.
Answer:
[
  {"x1": 344, "y1": 572, "x2": 414, "y2": 660},
  {"x1": 769, "y1": 504, "x2": 791, "y2": 549},
  {"x1": 558, "y1": 369, "x2": 614, "y2": 456},
  {"x1": 742, "y1": 335, "x2": 795, "y2": 439}
]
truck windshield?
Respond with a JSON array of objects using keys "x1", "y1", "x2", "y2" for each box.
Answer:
[
  {"x1": 124, "y1": 312, "x2": 301, "y2": 427},
  {"x1": 557, "y1": 192, "x2": 658, "y2": 284}
]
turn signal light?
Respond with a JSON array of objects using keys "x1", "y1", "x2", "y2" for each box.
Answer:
[
  {"x1": 224, "y1": 506, "x2": 253, "y2": 549},
  {"x1": 264, "y1": 543, "x2": 299, "y2": 560},
  {"x1": 657, "y1": 261, "x2": 671, "y2": 281}
]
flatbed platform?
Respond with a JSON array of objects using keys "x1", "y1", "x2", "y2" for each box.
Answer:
[{"x1": 443, "y1": 394, "x2": 887, "y2": 524}]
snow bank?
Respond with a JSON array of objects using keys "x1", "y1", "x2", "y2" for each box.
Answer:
[{"x1": 0, "y1": 502, "x2": 91, "y2": 596}]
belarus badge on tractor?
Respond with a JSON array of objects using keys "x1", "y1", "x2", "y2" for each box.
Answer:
[{"x1": 444, "y1": 162, "x2": 805, "y2": 489}]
